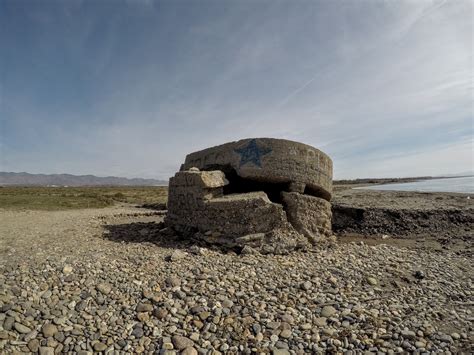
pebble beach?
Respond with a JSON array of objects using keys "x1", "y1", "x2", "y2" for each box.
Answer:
[{"x1": 0, "y1": 194, "x2": 472, "y2": 354}]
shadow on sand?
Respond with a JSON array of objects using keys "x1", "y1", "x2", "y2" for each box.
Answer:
[{"x1": 102, "y1": 221, "x2": 194, "y2": 250}]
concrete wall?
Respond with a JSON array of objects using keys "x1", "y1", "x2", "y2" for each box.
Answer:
[
  {"x1": 282, "y1": 192, "x2": 332, "y2": 242},
  {"x1": 166, "y1": 169, "x2": 333, "y2": 254},
  {"x1": 182, "y1": 138, "x2": 333, "y2": 201}
]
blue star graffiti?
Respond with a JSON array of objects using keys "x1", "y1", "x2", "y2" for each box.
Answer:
[{"x1": 234, "y1": 139, "x2": 272, "y2": 168}]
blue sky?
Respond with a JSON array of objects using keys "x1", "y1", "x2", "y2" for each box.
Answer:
[{"x1": 0, "y1": 0, "x2": 472, "y2": 179}]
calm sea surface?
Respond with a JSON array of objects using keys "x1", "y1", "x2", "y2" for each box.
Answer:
[{"x1": 355, "y1": 176, "x2": 474, "y2": 194}]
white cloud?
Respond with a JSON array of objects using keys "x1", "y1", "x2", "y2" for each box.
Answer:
[
  {"x1": 335, "y1": 138, "x2": 473, "y2": 179},
  {"x1": 2, "y1": 0, "x2": 472, "y2": 180}
]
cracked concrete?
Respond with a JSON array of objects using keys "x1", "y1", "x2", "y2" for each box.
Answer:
[{"x1": 166, "y1": 138, "x2": 334, "y2": 254}]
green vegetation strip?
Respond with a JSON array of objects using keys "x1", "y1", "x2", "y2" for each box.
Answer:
[{"x1": 0, "y1": 186, "x2": 168, "y2": 210}]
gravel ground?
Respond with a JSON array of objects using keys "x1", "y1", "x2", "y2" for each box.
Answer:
[
  {"x1": 333, "y1": 188, "x2": 472, "y2": 211},
  {"x1": 0, "y1": 204, "x2": 473, "y2": 354}
]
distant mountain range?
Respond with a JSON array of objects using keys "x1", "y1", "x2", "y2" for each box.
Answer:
[{"x1": 0, "y1": 172, "x2": 168, "y2": 186}]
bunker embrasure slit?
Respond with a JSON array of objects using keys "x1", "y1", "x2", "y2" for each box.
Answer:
[{"x1": 202, "y1": 165, "x2": 289, "y2": 204}]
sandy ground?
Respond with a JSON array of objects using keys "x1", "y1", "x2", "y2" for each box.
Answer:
[
  {"x1": 333, "y1": 187, "x2": 473, "y2": 210},
  {"x1": 0, "y1": 205, "x2": 162, "y2": 265}
]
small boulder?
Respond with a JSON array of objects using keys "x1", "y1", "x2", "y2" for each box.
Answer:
[
  {"x1": 169, "y1": 250, "x2": 187, "y2": 262},
  {"x1": 171, "y1": 335, "x2": 194, "y2": 350},
  {"x1": 153, "y1": 307, "x2": 168, "y2": 319},
  {"x1": 165, "y1": 276, "x2": 181, "y2": 287},
  {"x1": 367, "y1": 277, "x2": 378, "y2": 286},
  {"x1": 414, "y1": 270, "x2": 425, "y2": 280},
  {"x1": 321, "y1": 306, "x2": 336, "y2": 317},
  {"x1": 14, "y1": 322, "x2": 31, "y2": 334},
  {"x1": 39, "y1": 347, "x2": 55, "y2": 355},
  {"x1": 96, "y1": 283, "x2": 112, "y2": 295},
  {"x1": 314, "y1": 317, "x2": 327, "y2": 327},
  {"x1": 28, "y1": 339, "x2": 40, "y2": 352},
  {"x1": 93, "y1": 342, "x2": 108, "y2": 352},
  {"x1": 136, "y1": 303, "x2": 153, "y2": 312},
  {"x1": 42, "y1": 323, "x2": 58, "y2": 338},
  {"x1": 182, "y1": 347, "x2": 198, "y2": 355}
]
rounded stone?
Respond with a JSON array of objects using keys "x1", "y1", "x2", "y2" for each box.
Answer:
[
  {"x1": 153, "y1": 308, "x2": 168, "y2": 319},
  {"x1": 136, "y1": 303, "x2": 153, "y2": 312},
  {"x1": 182, "y1": 347, "x2": 198, "y2": 355},
  {"x1": 367, "y1": 277, "x2": 378, "y2": 286},
  {"x1": 28, "y1": 339, "x2": 40, "y2": 352},
  {"x1": 280, "y1": 314, "x2": 294, "y2": 324},
  {"x1": 14, "y1": 322, "x2": 31, "y2": 334},
  {"x1": 131, "y1": 326, "x2": 144, "y2": 338},
  {"x1": 321, "y1": 306, "x2": 337, "y2": 317},
  {"x1": 42, "y1": 323, "x2": 58, "y2": 338},
  {"x1": 96, "y1": 283, "x2": 112, "y2": 295},
  {"x1": 314, "y1": 317, "x2": 327, "y2": 327},
  {"x1": 39, "y1": 347, "x2": 55, "y2": 355},
  {"x1": 280, "y1": 329, "x2": 292, "y2": 338},
  {"x1": 93, "y1": 342, "x2": 108, "y2": 352},
  {"x1": 171, "y1": 335, "x2": 194, "y2": 350},
  {"x1": 273, "y1": 349, "x2": 290, "y2": 355}
]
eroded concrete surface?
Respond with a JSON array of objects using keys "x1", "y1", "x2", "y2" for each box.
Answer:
[{"x1": 166, "y1": 138, "x2": 333, "y2": 254}]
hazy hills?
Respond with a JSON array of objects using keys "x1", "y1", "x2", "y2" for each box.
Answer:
[
  {"x1": 0, "y1": 172, "x2": 167, "y2": 186},
  {"x1": 2, "y1": 170, "x2": 471, "y2": 187}
]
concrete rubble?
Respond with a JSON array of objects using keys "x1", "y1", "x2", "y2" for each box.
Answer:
[{"x1": 165, "y1": 138, "x2": 334, "y2": 254}]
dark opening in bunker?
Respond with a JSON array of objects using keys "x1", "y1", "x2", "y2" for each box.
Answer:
[
  {"x1": 223, "y1": 166, "x2": 289, "y2": 203},
  {"x1": 202, "y1": 164, "x2": 330, "y2": 203}
]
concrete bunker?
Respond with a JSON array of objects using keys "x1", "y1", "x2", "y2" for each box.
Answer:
[{"x1": 165, "y1": 138, "x2": 333, "y2": 254}]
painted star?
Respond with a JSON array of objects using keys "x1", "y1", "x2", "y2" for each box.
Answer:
[{"x1": 234, "y1": 139, "x2": 272, "y2": 168}]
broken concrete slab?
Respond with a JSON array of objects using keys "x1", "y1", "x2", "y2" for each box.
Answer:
[
  {"x1": 166, "y1": 138, "x2": 334, "y2": 254},
  {"x1": 282, "y1": 192, "x2": 332, "y2": 242}
]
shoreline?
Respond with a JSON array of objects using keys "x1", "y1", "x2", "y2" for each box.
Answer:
[{"x1": 333, "y1": 175, "x2": 474, "y2": 186}]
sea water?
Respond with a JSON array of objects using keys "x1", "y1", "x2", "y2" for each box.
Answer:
[{"x1": 355, "y1": 176, "x2": 474, "y2": 194}]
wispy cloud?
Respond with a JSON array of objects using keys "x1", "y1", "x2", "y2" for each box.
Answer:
[{"x1": 1, "y1": 0, "x2": 472, "y2": 179}]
